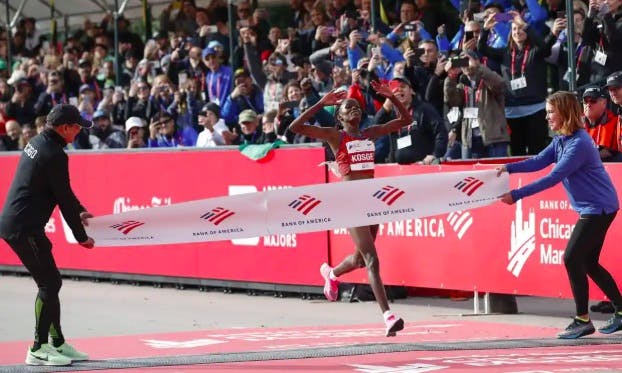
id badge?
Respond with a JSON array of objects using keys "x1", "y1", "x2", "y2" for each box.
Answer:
[
  {"x1": 397, "y1": 135, "x2": 412, "y2": 149},
  {"x1": 471, "y1": 118, "x2": 480, "y2": 129},
  {"x1": 510, "y1": 76, "x2": 527, "y2": 91},
  {"x1": 595, "y1": 50, "x2": 608, "y2": 66},
  {"x1": 447, "y1": 107, "x2": 460, "y2": 123},
  {"x1": 464, "y1": 107, "x2": 478, "y2": 119}
]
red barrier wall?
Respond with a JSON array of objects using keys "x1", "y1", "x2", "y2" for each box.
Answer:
[
  {"x1": 1, "y1": 148, "x2": 621, "y2": 298},
  {"x1": 329, "y1": 163, "x2": 622, "y2": 298},
  {"x1": 0, "y1": 148, "x2": 329, "y2": 286}
]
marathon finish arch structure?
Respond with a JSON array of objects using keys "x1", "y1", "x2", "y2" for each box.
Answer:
[{"x1": 1, "y1": 145, "x2": 621, "y2": 300}]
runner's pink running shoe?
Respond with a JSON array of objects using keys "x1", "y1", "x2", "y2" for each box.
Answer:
[
  {"x1": 384, "y1": 313, "x2": 404, "y2": 337},
  {"x1": 320, "y1": 263, "x2": 339, "y2": 301}
]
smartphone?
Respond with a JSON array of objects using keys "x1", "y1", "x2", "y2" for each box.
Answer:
[
  {"x1": 464, "y1": 31, "x2": 475, "y2": 41},
  {"x1": 473, "y1": 11, "x2": 487, "y2": 23},
  {"x1": 413, "y1": 48, "x2": 425, "y2": 59},
  {"x1": 69, "y1": 97, "x2": 78, "y2": 106},
  {"x1": 371, "y1": 47, "x2": 381, "y2": 56},
  {"x1": 404, "y1": 24, "x2": 416, "y2": 32},
  {"x1": 556, "y1": 10, "x2": 566, "y2": 19},
  {"x1": 178, "y1": 72, "x2": 188, "y2": 86},
  {"x1": 205, "y1": 25, "x2": 218, "y2": 33},
  {"x1": 238, "y1": 19, "x2": 249, "y2": 28},
  {"x1": 282, "y1": 100, "x2": 300, "y2": 109},
  {"x1": 451, "y1": 57, "x2": 469, "y2": 68},
  {"x1": 494, "y1": 12, "x2": 513, "y2": 23}
]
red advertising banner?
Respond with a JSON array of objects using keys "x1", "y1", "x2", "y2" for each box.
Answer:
[
  {"x1": 329, "y1": 163, "x2": 622, "y2": 299},
  {"x1": 3, "y1": 146, "x2": 622, "y2": 299},
  {"x1": 0, "y1": 147, "x2": 329, "y2": 285}
]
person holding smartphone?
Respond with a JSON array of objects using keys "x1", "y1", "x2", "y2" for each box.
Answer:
[{"x1": 477, "y1": 10, "x2": 553, "y2": 156}]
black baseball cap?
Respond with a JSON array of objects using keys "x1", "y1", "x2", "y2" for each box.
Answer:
[
  {"x1": 582, "y1": 86, "x2": 608, "y2": 99},
  {"x1": 604, "y1": 71, "x2": 622, "y2": 89},
  {"x1": 199, "y1": 102, "x2": 220, "y2": 117},
  {"x1": 47, "y1": 104, "x2": 93, "y2": 128}
]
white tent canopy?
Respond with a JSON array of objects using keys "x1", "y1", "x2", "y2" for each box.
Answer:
[{"x1": 3, "y1": 0, "x2": 171, "y2": 32}]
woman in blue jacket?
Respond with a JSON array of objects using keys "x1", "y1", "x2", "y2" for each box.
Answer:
[{"x1": 497, "y1": 91, "x2": 622, "y2": 339}]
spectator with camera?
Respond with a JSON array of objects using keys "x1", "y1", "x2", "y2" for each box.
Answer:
[
  {"x1": 77, "y1": 85, "x2": 97, "y2": 121},
  {"x1": 125, "y1": 117, "x2": 147, "y2": 149},
  {"x1": 168, "y1": 77, "x2": 204, "y2": 146},
  {"x1": 547, "y1": 9, "x2": 592, "y2": 91},
  {"x1": 6, "y1": 70, "x2": 36, "y2": 125},
  {"x1": 583, "y1": 0, "x2": 622, "y2": 85},
  {"x1": 195, "y1": 102, "x2": 234, "y2": 147},
  {"x1": 478, "y1": 10, "x2": 552, "y2": 156},
  {"x1": 125, "y1": 80, "x2": 156, "y2": 123},
  {"x1": 221, "y1": 69, "x2": 264, "y2": 127},
  {"x1": 77, "y1": 58, "x2": 102, "y2": 102},
  {"x1": 444, "y1": 51, "x2": 510, "y2": 159},
  {"x1": 148, "y1": 111, "x2": 182, "y2": 147},
  {"x1": 35, "y1": 71, "x2": 70, "y2": 117}
]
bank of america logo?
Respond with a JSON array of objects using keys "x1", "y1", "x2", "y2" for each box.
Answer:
[
  {"x1": 454, "y1": 177, "x2": 484, "y2": 196},
  {"x1": 110, "y1": 220, "x2": 145, "y2": 235},
  {"x1": 289, "y1": 194, "x2": 321, "y2": 215},
  {"x1": 508, "y1": 195, "x2": 536, "y2": 277},
  {"x1": 446, "y1": 211, "x2": 473, "y2": 240},
  {"x1": 373, "y1": 185, "x2": 405, "y2": 206},
  {"x1": 200, "y1": 207, "x2": 235, "y2": 225}
]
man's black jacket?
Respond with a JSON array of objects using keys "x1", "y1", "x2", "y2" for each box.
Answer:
[{"x1": 0, "y1": 128, "x2": 88, "y2": 242}]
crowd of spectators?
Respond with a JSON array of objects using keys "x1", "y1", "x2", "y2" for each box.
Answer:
[{"x1": 0, "y1": 0, "x2": 621, "y2": 166}]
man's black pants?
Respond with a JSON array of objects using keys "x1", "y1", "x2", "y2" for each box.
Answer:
[
  {"x1": 5, "y1": 232, "x2": 64, "y2": 346},
  {"x1": 564, "y1": 212, "x2": 622, "y2": 316}
]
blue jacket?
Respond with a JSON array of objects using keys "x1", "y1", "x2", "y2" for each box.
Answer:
[{"x1": 507, "y1": 129, "x2": 619, "y2": 215}]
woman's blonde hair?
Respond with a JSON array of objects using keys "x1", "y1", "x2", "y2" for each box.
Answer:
[{"x1": 546, "y1": 91, "x2": 584, "y2": 135}]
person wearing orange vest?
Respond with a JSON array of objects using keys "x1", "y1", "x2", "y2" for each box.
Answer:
[{"x1": 582, "y1": 86, "x2": 620, "y2": 162}]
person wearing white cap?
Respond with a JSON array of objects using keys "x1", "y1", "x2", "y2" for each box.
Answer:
[{"x1": 125, "y1": 116, "x2": 147, "y2": 148}]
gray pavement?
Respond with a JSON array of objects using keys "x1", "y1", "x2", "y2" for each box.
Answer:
[{"x1": 0, "y1": 273, "x2": 615, "y2": 343}]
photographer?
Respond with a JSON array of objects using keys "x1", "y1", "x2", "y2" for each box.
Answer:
[
  {"x1": 444, "y1": 52, "x2": 510, "y2": 159},
  {"x1": 221, "y1": 69, "x2": 264, "y2": 126},
  {"x1": 167, "y1": 77, "x2": 204, "y2": 146},
  {"x1": 125, "y1": 116, "x2": 147, "y2": 149},
  {"x1": 6, "y1": 71, "x2": 36, "y2": 125},
  {"x1": 124, "y1": 80, "x2": 156, "y2": 123},
  {"x1": 148, "y1": 111, "x2": 181, "y2": 148},
  {"x1": 35, "y1": 71, "x2": 69, "y2": 117}
]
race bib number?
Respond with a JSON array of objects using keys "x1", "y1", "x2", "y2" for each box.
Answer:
[{"x1": 347, "y1": 140, "x2": 375, "y2": 171}]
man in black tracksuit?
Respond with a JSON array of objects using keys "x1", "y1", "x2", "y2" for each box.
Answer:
[{"x1": 0, "y1": 104, "x2": 95, "y2": 367}]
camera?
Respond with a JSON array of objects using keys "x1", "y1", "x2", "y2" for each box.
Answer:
[
  {"x1": 450, "y1": 57, "x2": 470, "y2": 68},
  {"x1": 404, "y1": 24, "x2": 416, "y2": 32},
  {"x1": 177, "y1": 40, "x2": 186, "y2": 59}
]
